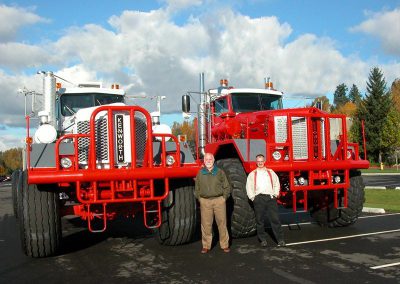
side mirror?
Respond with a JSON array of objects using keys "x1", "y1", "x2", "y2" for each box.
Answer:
[{"x1": 182, "y1": 94, "x2": 190, "y2": 113}]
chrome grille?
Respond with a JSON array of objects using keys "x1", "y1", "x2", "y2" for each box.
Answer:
[
  {"x1": 275, "y1": 116, "x2": 308, "y2": 160},
  {"x1": 320, "y1": 119, "x2": 326, "y2": 158},
  {"x1": 77, "y1": 118, "x2": 108, "y2": 163},
  {"x1": 291, "y1": 117, "x2": 308, "y2": 159},
  {"x1": 76, "y1": 114, "x2": 147, "y2": 166},
  {"x1": 274, "y1": 116, "x2": 288, "y2": 143},
  {"x1": 133, "y1": 115, "x2": 147, "y2": 166}
]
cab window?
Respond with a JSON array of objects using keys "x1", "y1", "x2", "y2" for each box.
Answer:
[{"x1": 214, "y1": 98, "x2": 228, "y2": 114}]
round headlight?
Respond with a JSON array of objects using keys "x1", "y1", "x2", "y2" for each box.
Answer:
[
  {"x1": 334, "y1": 176, "x2": 341, "y2": 183},
  {"x1": 60, "y1": 157, "x2": 72, "y2": 169},
  {"x1": 347, "y1": 150, "x2": 352, "y2": 159},
  {"x1": 298, "y1": 177, "x2": 305, "y2": 185},
  {"x1": 272, "y1": 151, "x2": 281, "y2": 160},
  {"x1": 166, "y1": 155, "x2": 175, "y2": 166}
]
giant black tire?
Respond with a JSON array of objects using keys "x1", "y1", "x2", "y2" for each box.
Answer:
[
  {"x1": 156, "y1": 182, "x2": 197, "y2": 245},
  {"x1": 216, "y1": 158, "x2": 256, "y2": 238},
  {"x1": 18, "y1": 170, "x2": 62, "y2": 257},
  {"x1": 11, "y1": 170, "x2": 21, "y2": 218},
  {"x1": 310, "y1": 170, "x2": 365, "y2": 227}
]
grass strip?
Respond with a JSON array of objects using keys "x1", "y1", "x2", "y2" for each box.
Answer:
[{"x1": 364, "y1": 188, "x2": 400, "y2": 212}]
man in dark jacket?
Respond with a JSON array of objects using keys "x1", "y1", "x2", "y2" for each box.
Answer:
[{"x1": 195, "y1": 153, "x2": 231, "y2": 253}]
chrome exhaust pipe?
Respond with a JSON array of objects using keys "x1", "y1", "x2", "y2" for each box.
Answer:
[{"x1": 198, "y1": 72, "x2": 206, "y2": 158}]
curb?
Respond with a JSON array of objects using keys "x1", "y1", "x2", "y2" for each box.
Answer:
[
  {"x1": 362, "y1": 207, "x2": 385, "y2": 214},
  {"x1": 362, "y1": 173, "x2": 400, "y2": 176},
  {"x1": 365, "y1": 186, "x2": 400, "y2": 190}
]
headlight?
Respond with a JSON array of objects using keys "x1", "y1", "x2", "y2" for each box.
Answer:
[
  {"x1": 60, "y1": 157, "x2": 72, "y2": 169},
  {"x1": 298, "y1": 177, "x2": 305, "y2": 185},
  {"x1": 347, "y1": 150, "x2": 352, "y2": 159},
  {"x1": 166, "y1": 155, "x2": 175, "y2": 166},
  {"x1": 334, "y1": 176, "x2": 341, "y2": 183},
  {"x1": 272, "y1": 151, "x2": 281, "y2": 160}
]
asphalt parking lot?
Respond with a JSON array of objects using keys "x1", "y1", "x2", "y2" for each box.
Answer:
[{"x1": 0, "y1": 182, "x2": 399, "y2": 284}]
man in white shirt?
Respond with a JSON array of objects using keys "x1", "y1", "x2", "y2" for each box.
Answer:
[{"x1": 246, "y1": 154, "x2": 285, "y2": 247}]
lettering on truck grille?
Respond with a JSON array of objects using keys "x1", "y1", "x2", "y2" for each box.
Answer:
[{"x1": 116, "y1": 114, "x2": 125, "y2": 162}]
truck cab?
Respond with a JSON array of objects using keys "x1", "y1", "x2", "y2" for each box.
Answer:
[
  {"x1": 209, "y1": 79, "x2": 283, "y2": 141},
  {"x1": 56, "y1": 83, "x2": 125, "y2": 135}
]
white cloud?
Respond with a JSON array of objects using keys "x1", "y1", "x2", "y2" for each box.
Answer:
[
  {"x1": 0, "y1": 70, "x2": 42, "y2": 127},
  {"x1": 164, "y1": 0, "x2": 203, "y2": 12},
  {"x1": 0, "y1": 5, "x2": 48, "y2": 43},
  {"x1": 56, "y1": 65, "x2": 99, "y2": 85},
  {"x1": 350, "y1": 7, "x2": 400, "y2": 56},
  {"x1": 0, "y1": 131, "x2": 25, "y2": 151},
  {"x1": 0, "y1": 42, "x2": 52, "y2": 70}
]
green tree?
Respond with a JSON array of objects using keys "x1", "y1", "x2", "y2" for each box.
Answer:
[
  {"x1": 349, "y1": 100, "x2": 365, "y2": 154},
  {"x1": 312, "y1": 96, "x2": 331, "y2": 112},
  {"x1": 171, "y1": 119, "x2": 196, "y2": 141},
  {"x1": 391, "y1": 78, "x2": 400, "y2": 112},
  {"x1": 332, "y1": 83, "x2": 349, "y2": 110},
  {"x1": 360, "y1": 67, "x2": 391, "y2": 163},
  {"x1": 381, "y1": 106, "x2": 400, "y2": 155},
  {"x1": 348, "y1": 84, "x2": 362, "y2": 105},
  {"x1": 0, "y1": 148, "x2": 23, "y2": 174},
  {"x1": 335, "y1": 101, "x2": 357, "y2": 117},
  {"x1": 2, "y1": 148, "x2": 23, "y2": 172}
]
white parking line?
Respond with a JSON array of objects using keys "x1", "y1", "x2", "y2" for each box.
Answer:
[
  {"x1": 286, "y1": 229, "x2": 400, "y2": 246},
  {"x1": 282, "y1": 212, "x2": 400, "y2": 227},
  {"x1": 370, "y1": 262, "x2": 400, "y2": 270},
  {"x1": 359, "y1": 212, "x2": 400, "y2": 218}
]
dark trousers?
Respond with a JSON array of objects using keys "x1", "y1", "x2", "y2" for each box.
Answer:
[{"x1": 253, "y1": 194, "x2": 284, "y2": 243}]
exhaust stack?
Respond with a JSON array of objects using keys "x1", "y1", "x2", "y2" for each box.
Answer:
[
  {"x1": 198, "y1": 73, "x2": 206, "y2": 158},
  {"x1": 40, "y1": 71, "x2": 57, "y2": 127}
]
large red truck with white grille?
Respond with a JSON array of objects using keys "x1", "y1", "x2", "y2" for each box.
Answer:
[
  {"x1": 182, "y1": 74, "x2": 369, "y2": 238},
  {"x1": 12, "y1": 72, "x2": 201, "y2": 257}
]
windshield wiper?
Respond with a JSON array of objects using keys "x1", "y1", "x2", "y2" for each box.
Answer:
[{"x1": 64, "y1": 105, "x2": 75, "y2": 115}]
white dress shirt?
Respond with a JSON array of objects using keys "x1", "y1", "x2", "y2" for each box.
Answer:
[{"x1": 246, "y1": 167, "x2": 280, "y2": 201}]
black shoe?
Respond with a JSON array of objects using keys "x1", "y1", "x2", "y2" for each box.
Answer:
[
  {"x1": 260, "y1": 240, "x2": 268, "y2": 247},
  {"x1": 277, "y1": 241, "x2": 286, "y2": 247}
]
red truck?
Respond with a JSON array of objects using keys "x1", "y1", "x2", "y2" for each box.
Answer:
[
  {"x1": 182, "y1": 74, "x2": 369, "y2": 238},
  {"x1": 13, "y1": 72, "x2": 201, "y2": 257}
]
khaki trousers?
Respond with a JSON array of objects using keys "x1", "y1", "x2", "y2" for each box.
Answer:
[{"x1": 199, "y1": 196, "x2": 229, "y2": 249}]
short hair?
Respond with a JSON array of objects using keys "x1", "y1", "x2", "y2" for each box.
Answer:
[
  {"x1": 256, "y1": 154, "x2": 265, "y2": 159},
  {"x1": 204, "y1": 152, "x2": 215, "y2": 160}
]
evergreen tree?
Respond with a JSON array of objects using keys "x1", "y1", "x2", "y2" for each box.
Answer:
[
  {"x1": 361, "y1": 67, "x2": 391, "y2": 163},
  {"x1": 333, "y1": 83, "x2": 349, "y2": 109},
  {"x1": 348, "y1": 84, "x2": 362, "y2": 105}
]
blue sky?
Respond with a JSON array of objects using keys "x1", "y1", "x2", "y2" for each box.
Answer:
[
  {"x1": 9, "y1": 1, "x2": 398, "y2": 61},
  {"x1": 0, "y1": 0, "x2": 399, "y2": 150}
]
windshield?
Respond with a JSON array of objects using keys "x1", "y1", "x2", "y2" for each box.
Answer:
[
  {"x1": 231, "y1": 93, "x2": 282, "y2": 112},
  {"x1": 60, "y1": 93, "x2": 124, "y2": 116}
]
